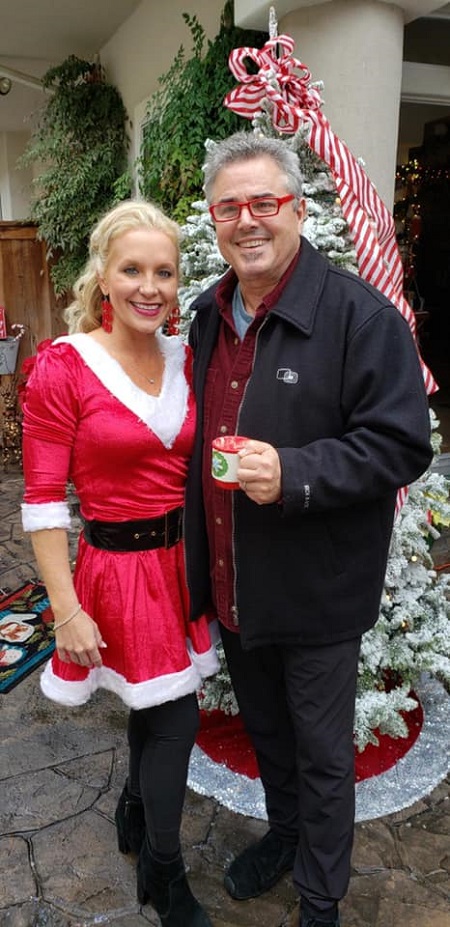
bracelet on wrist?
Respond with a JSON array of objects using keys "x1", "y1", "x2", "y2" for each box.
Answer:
[{"x1": 53, "y1": 603, "x2": 82, "y2": 631}]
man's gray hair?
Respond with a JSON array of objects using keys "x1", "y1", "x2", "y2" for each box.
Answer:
[{"x1": 203, "y1": 132, "x2": 303, "y2": 203}]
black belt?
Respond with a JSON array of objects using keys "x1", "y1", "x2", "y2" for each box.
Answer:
[{"x1": 82, "y1": 507, "x2": 184, "y2": 552}]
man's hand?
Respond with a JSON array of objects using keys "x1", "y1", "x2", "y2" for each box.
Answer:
[{"x1": 237, "y1": 440, "x2": 282, "y2": 505}]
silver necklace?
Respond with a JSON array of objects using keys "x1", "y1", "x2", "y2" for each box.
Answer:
[
  {"x1": 110, "y1": 350, "x2": 162, "y2": 387},
  {"x1": 128, "y1": 358, "x2": 162, "y2": 386}
]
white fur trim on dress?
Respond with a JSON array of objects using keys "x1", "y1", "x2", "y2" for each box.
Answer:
[
  {"x1": 21, "y1": 500, "x2": 71, "y2": 532},
  {"x1": 40, "y1": 642, "x2": 220, "y2": 709},
  {"x1": 190, "y1": 643, "x2": 220, "y2": 679},
  {"x1": 55, "y1": 332, "x2": 188, "y2": 449}
]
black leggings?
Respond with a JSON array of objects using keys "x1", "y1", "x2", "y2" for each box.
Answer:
[{"x1": 127, "y1": 693, "x2": 199, "y2": 856}]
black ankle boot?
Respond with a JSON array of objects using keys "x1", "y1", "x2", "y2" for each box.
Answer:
[
  {"x1": 115, "y1": 784, "x2": 145, "y2": 855},
  {"x1": 137, "y1": 839, "x2": 213, "y2": 926}
]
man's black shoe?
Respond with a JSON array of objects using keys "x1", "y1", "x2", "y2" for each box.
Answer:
[
  {"x1": 300, "y1": 917, "x2": 340, "y2": 927},
  {"x1": 300, "y1": 900, "x2": 340, "y2": 927},
  {"x1": 224, "y1": 829, "x2": 296, "y2": 900}
]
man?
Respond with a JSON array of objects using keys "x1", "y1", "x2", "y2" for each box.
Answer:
[{"x1": 184, "y1": 132, "x2": 432, "y2": 927}]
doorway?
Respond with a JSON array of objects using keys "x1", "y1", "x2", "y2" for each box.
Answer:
[{"x1": 396, "y1": 107, "x2": 450, "y2": 451}]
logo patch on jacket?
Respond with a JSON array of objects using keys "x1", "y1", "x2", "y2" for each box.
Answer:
[{"x1": 276, "y1": 368, "x2": 299, "y2": 384}]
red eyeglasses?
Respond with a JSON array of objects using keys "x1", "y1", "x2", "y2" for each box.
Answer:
[{"x1": 208, "y1": 194, "x2": 296, "y2": 223}]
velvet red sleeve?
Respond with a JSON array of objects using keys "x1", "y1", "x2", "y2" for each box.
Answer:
[{"x1": 22, "y1": 344, "x2": 80, "y2": 504}]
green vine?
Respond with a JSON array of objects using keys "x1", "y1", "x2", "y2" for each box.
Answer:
[
  {"x1": 19, "y1": 55, "x2": 130, "y2": 294},
  {"x1": 139, "y1": 2, "x2": 267, "y2": 222}
]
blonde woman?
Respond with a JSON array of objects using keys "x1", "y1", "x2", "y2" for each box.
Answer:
[{"x1": 21, "y1": 200, "x2": 217, "y2": 926}]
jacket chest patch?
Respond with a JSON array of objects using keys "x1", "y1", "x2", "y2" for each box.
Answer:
[{"x1": 276, "y1": 367, "x2": 299, "y2": 384}]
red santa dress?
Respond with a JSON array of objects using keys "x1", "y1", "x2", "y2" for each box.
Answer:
[{"x1": 21, "y1": 332, "x2": 219, "y2": 708}]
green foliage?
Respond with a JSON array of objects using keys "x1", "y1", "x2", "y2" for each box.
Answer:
[
  {"x1": 111, "y1": 170, "x2": 134, "y2": 205},
  {"x1": 19, "y1": 55, "x2": 129, "y2": 294},
  {"x1": 139, "y1": 2, "x2": 267, "y2": 222}
]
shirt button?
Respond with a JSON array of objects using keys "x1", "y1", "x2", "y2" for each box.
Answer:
[
  {"x1": 216, "y1": 517, "x2": 222, "y2": 525},
  {"x1": 220, "y1": 424, "x2": 227, "y2": 434},
  {"x1": 234, "y1": 337, "x2": 239, "y2": 346},
  {"x1": 231, "y1": 380, "x2": 239, "y2": 389},
  {"x1": 218, "y1": 559, "x2": 224, "y2": 567}
]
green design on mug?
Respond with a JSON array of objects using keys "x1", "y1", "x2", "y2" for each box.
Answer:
[{"x1": 212, "y1": 450, "x2": 229, "y2": 478}]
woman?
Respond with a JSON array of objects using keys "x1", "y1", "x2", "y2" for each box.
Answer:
[{"x1": 21, "y1": 200, "x2": 218, "y2": 927}]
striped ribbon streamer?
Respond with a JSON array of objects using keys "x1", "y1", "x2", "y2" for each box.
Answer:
[{"x1": 224, "y1": 34, "x2": 437, "y2": 403}]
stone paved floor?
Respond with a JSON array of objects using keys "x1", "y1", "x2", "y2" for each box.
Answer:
[{"x1": 1, "y1": 465, "x2": 449, "y2": 927}]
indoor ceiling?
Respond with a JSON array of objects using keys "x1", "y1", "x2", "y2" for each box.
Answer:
[{"x1": 0, "y1": 0, "x2": 141, "y2": 133}]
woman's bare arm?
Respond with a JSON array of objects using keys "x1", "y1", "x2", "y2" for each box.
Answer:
[{"x1": 30, "y1": 528, "x2": 106, "y2": 668}]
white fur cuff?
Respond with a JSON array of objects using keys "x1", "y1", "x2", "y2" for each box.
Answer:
[{"x1": 21, "y1": 501, "x2": 72, "y2": 532}]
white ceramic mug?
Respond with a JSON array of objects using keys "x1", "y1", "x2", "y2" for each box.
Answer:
[{"x1": 211, "y1": 436, "x2": 249, "y2": 490}]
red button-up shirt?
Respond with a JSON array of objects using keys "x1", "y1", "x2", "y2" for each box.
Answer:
[{"x1": 201, "y1": 251, "x2": 300, "y2": 631}]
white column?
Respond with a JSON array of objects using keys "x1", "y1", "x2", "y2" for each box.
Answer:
[
  {"x1": 279, "y1": 0, "x2": 404, "y2": 209},
  {"x1": 235, "y1": 1, "x2": 447, "y2": 30}
]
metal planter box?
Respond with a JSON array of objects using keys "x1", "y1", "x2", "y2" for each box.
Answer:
[{"x1": 0, "y1": 338, "x2": 20, "y2": 375}]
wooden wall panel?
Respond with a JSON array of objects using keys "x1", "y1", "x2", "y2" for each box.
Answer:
[
  {"x1": 0, "y1": 223, "x2": 69, "y2": 459},
  {"x1": 0, "y1": 222, "x2": 67, "y2": 371}
]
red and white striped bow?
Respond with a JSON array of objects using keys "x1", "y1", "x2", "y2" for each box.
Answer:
[{"x1": 225, "y1": 35, "x2": 322, "y2": 133}]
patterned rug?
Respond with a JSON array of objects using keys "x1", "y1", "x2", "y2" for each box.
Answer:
[{"x1": 0, "y1": 582, "x2": 54, "y2": 693}]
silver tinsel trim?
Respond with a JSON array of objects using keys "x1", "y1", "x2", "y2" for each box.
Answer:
[
  {"x1": 355, "y1": 674, "x2": 449, "y2": 821},
  {"x1": 188, "y1": 675, "x2": 449, "y2": 822}
]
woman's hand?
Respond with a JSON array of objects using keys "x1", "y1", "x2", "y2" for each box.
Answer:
[
  {"x1": 55, "y1": 609, "x2": 106, "y2": 668},
  {"x1": 29, "y1": 529, "x2": 106, "y2": 670}
]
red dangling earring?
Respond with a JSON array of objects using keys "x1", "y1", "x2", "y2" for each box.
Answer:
[
  {"x1": 101, "y1": 295, "x2": 113, "y2": 333},
  {"x1": 165, "y1": 305, "x2": 180, "y2": 336}
]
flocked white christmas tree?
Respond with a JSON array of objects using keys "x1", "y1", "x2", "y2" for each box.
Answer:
[{"x1": 179, "y1": 8, "x2": 450, "y2": 751}]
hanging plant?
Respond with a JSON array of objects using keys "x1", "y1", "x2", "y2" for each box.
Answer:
[
  {"x1": 19, "y1": 55, "x2": 130, "y2": 294},
  {"x1": 139, "y1": 1, "x2": 267, "y2": 222}
]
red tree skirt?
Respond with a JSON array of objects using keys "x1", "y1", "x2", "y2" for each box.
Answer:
[{"x1": 197, "y1": 699, "x2": 424, "y2": 783}]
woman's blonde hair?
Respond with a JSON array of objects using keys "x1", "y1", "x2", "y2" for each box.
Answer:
[{"x1": 65, "y1": 200, "x2": 181, "y2": 333}]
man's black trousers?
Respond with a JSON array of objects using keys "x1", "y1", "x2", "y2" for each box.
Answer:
[{"x1": 220, "y1": 625, "x2": 361, "y2": 910}]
